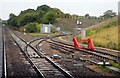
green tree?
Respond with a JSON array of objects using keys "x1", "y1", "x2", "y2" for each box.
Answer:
[
  {"x1": 25, "y1": 22, "x2": 37, "y2": 33},
  {"x1": 18, "y1": 13, "x2": 37, "y2": 26},
  {"x1": 41, "y1": 10, "x2": 57, "y2": 24},
  {"x1": 7, "y1": 18, "x2": 17, "y2": 26},
  {"x1": 103, "y1": 10, "x2": 117, "y2": 18},
  {"x1": 52, "y1": 8, "x2": 64, "y2": 18},
  {"x1": 9, "y1": 13, "x2": 16, "y2": 19},
  {"x1": 36, "y1": 10, "x2": 45, "y2": 22},
  {"x1": 19, "y1": 9, "x2": 35, "y2": 16},
  {"x1": 37, "y1": 5, "x2": 51, "y2": 12},
  {"x1": 7, "y1": 13, "x2": 18, "y2": 27}
]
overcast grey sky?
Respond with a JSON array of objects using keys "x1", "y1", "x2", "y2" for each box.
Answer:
[{"x1": 0, "y1": 0, "x2": 119, "y2": 20}]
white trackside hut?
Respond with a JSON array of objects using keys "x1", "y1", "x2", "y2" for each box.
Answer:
[{"x1": 40, "y1": 24, "x2": 51, "y2": 33}]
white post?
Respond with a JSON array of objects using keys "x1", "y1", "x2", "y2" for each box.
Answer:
[
  {"x1": 24, "y1": 29, "x2": 26, "y2": 35},
  {"x1": 81, "y1": 29, "x2": 86, "y2": 39}
]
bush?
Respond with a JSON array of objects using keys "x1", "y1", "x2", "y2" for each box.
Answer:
[
  {"x1": 36, "y1": 23, "x2": 40, "y2": 33},
  {"x1": 25, "y1": 23, "x2": 37, "y2": 33}
]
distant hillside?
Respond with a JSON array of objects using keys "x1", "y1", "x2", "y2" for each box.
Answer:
[
  {"x1": 7, "y1": 4, "x2": 116, "y2": 34},
  {"x1": 53, "y1": 18, "x2": 103, "y2": 32},
  {"x1": 86, "y1": 17, "x2": 118, "y2": 50},
  {"x1": 7, "y1": 4, "x2": 104, "y2": 31}
]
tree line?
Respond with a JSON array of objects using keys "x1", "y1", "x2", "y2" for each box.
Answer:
[
  {"x1": 7, "y1": 4, "x2": 117, "y2": 32},
  {"x1": 7, "y1": 5, "x2": 60, "y2": 27}
]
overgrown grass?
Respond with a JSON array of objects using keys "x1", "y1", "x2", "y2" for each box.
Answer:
[
  {"x1": 96, "y1": 65, "x2": 117, "y2": 73},
  {"x1": 109, "y1": 61, "x2": 120, "y2": 69},
  {"x1": 86, "y1": 17, "x2": 118, "y2": 50}
]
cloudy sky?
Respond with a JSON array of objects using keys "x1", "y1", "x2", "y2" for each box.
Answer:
[{"x1": 0, "y1": 0, "x2": 119, "y2": 20}]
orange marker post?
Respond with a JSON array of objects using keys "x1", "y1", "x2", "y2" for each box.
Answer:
[
  {"x1": 73, "y1": 37, "x2": 80, "y2": 50},
  {"x1": 87, "y1": 37, "x2": 94, "y2": 51}
]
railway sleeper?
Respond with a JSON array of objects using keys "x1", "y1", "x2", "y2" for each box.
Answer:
[
  {"x1": 49, "y1": 40, "x2": 118, "y2": 61},
  {"x1": 51, "y1": 42, "x2": 74, "y2": 50},
  {"x1": 51, "y1": 46, "x2": 70, "y2": 54},
  {"x1": 50, "y1": 44, "x2": 73, "y2": 53}
]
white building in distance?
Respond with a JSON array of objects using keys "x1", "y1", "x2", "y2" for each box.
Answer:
[{"x1": 40, "y1": 24, "x2": 51, "y2": 33}]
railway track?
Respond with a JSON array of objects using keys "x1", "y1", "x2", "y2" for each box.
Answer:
[
  {"x1": 11, "y1": 30, "x2": 120, "y2": 76},
  {"x1": 4, "y1": 27, "x2": 39, "y2": 77},
  {"x1": 49, "y1": 39, "x2": 119, "y2": 62},
  {"x1": 41, "y1": 38, "x2": 120, "y2": 74},
  {"x1": 24, "y1": 34, "x2": 119, "y2": 67},
  {"x1": 1, "y1": 25, "x2": 7, "y2": 77},
  {"x1": 44, "y1": 40, "x2": 103, "y2": 65},
  {"x1": 7, "y1": 28, "x2": 73, "y2": 78},
  {"x1": 94, "y1": 48, "x2": 120, "y2": 59},
  {"x1": 35, "y1": 37, "x2": 104, "y2": 77},
  {"x1": 30, "y1": 36, "x2": 118, "y2": 66}
]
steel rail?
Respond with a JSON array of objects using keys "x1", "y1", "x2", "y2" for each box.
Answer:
[
  {"x1": 6, "y1": 28, "x2": 45, "y2": 78},
  {"x1": 49, "y1": 39, "x2": 118, "y2": 62},
  {"x1": 2, "y1": 26, "x2": 7, "y2": 78},
  {"x1": 10, "y1": 29, "x2": 74, "y2": 78}
]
